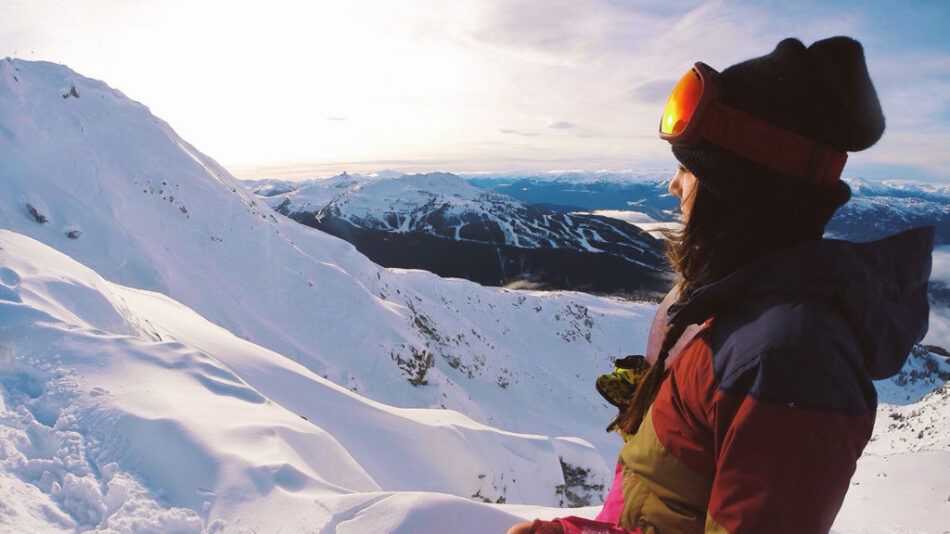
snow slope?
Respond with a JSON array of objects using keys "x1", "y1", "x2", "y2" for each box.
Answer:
[
  {"x1": 831, "y1": 380, "x2": 950, "y2": 533},
  {"x1": 0, "y1": 58, "x2": 656, "y2": 466},
  {"x1": 4, "y1": 228, "x2": 947, "y2": 533},
  {"x1": 0, "y1": 229, "x2": 605, "y2": 531}
]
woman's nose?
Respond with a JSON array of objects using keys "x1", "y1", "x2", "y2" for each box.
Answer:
[{"x1": 669, "y1": 173, "x2": 682, "y2": 199}]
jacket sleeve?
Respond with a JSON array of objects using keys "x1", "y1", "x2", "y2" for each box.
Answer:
[{"x1": 704, "y1": 351, "x2": 876, "y2": 533}]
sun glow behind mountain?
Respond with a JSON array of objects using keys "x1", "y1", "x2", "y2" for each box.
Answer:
[{"x1": 3, "y1": 0, "x2": 949, "y2": 182}]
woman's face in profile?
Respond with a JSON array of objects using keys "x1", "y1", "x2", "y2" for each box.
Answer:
[{"x1": 669, "y1": 165, "x2": 698, "y2": 222}]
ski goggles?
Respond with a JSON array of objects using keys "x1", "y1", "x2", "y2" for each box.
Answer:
[{"x1": 659, "y1": 62, "x2": 847, "y2": 184}]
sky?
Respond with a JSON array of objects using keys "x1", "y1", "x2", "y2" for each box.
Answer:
[{"x1": 2, "y1": 0, "x2": 949, "y2": 182}]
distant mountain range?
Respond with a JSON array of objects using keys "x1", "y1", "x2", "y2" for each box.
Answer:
[
  {"x1": 465, "y1": 172, "x2": 678, "y2": 219},
  {"x1": 249, "y1": 172, "x2": 671, "y2": 295},
  {"x1": 465, "y1": 172, "x2": 950, "y2": 246},
  {"x1": 249, "y1": 171, "x2": 950, "y2": 299}
]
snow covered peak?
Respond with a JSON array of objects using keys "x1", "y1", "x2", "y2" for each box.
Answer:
[
  {"x1": 2, "y1": 57, "x2": 128, "y2": 112},
  {"x1": 261, "y1": 171, "x2": 531, "y2": 236},
  {"x1": 0, "y1": 57, "x2": 272, "y2": 292},
  {"x1": 351, "y1": 171, "x2": 510, "y2": 200},
  {"x1": 265, "y1": 171, "x2": 668, "y2": 277},
  {"x1": 325, "y1": 172, "x2": 526, "y2": 223}
]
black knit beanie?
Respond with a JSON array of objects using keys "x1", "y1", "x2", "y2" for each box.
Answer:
[{"x1": 672, "y1": 36, "x2": 885, "y2": 232}]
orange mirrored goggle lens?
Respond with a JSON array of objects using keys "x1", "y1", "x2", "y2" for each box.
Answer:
[{"x1": 660, "y1": 67, "x2": 703, "y2": 136}]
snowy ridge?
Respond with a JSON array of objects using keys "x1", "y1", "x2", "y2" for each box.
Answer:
[
  {"x1": 252, "y1": 172, "x2": 367, "y2": 210},
  {"x1": 873, "y1": 345, "x2": 950, "y2": 405},
  {"x1": 844, "y1": 177, "x2": 950, "y2": 200},
  {"x1": 263, "y1": 171, "x2": 667, "y2": 266},
  {"x1": 828, "y1": 179, "x2": 950, "y2": 245}
]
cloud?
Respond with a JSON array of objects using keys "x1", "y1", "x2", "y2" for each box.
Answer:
[
  {"x1": 499, "y1": 128, "x2": 540, "y2": 137},
  {"x1": 471, "y1": 0, "x2": 601, "y2": 57},
  {"x1": 626, "y1": 79, "x2": 676, "y2": 104},
  {"x1": 11, "y1": 0, "x2": 944, "y2": 182},
  {"x1": 466, "y1": 0, "x2": 691, "y2": 69}
]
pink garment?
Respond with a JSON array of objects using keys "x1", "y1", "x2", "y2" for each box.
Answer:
[
  {"x1": 548, "y1": 463, "x2": 640, "y2": 533},
  {"x1": 553, "y1": 516, "x2": 641, "y2": 534},
  {"x1": 593, "y1": 462, "x2": 625, "y2": 523}
]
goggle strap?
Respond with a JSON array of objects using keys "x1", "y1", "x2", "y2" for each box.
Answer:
[
  {"x1": 807, "y1": 145, "x2": 848, "y2": 185},
  {"x1": 699, "y1": 102, "x2": 847, "y2": 184}
]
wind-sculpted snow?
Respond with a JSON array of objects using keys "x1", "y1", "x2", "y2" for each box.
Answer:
[
  {"x1": 0, "y1": 230, "x2": 606, "y2": 531},
  {"x1": 2, "y1": 232, "x2": 948, "y2": 532}
]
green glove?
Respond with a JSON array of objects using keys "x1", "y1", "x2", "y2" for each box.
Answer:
[{"x1": 596, "y1": 355, "x2": 650, "y2": 438}]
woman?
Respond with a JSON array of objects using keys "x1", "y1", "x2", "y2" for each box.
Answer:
[{"x1": 508, "y1": 36, "x2": 932, "y2": 534}]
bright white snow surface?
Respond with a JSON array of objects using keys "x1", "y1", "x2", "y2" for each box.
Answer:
[
  {"x1": 2, "y1": 231, "x2": 948, "y2": 533},
  {"x1": 0, "y1": 230, "x2": 601, "y2": 532},
  {"x1": 1, "y1": 58, "x2": 948, "y2": 532}
]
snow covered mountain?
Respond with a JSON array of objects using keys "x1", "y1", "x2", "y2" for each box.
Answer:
[
  {"x1": 277, "y1": 172, "x2": 659, "y2": 256},
  {"x1": 0, "y1": 57, "x2": 664, "y2": 488},
  {"x1": 1, "y1": 58, "x2": 948, "y2": 532},
  {"x1": 825, "y1": 179, "x2": 950, "y2": 245},
  {"x1": 254, "y1": 172, "x2": 670, "y2": 294},
  {"x1": 465, "y1": 172, "x2": 678, "y2": 219}
]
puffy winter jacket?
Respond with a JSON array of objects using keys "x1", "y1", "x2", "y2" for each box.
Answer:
[{"x1": 616, "y1": 227, "x2": 933, "y2": 533}]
